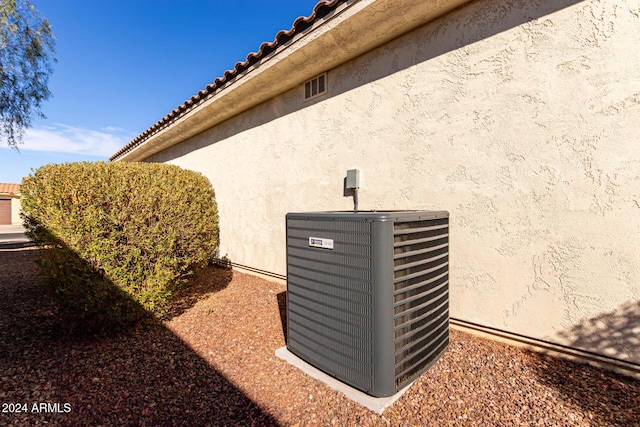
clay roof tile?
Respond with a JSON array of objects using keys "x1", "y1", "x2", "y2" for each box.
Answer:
[
  {"x1": 0, "y1": 183, "x2": 21, "y2": 194},
  {"x1": 110, "y1": 0, "x2": 343, "y2": 161}
]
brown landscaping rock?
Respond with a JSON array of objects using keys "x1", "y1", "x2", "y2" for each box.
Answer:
[{"x1": 1, "y1": 247, "x2": 638, "y2": 426}]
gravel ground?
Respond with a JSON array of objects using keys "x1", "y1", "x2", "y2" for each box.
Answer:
[{"x1": 1, "y1": 246, "x2": 639, "y2": 426}]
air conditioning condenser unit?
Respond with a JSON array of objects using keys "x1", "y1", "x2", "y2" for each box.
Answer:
[{"x1": 285, "y1": 210, "x2": 449, "y2": 397}]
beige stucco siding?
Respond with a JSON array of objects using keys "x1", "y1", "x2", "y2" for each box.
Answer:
[
  {"x1": 11, "y1": 197, "x2": 21, "y2": 225},
  {"x1": 147, "y1": 0, "x2": 640, "y2": 363}
]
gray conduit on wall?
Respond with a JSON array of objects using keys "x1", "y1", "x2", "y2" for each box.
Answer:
[{"x1": 449, "y1": 318, "x2": 640, "y2": 380}]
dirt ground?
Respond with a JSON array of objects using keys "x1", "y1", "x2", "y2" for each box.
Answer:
[{"x1": 1, "y1": 246, "x2": 639, "y2": 426}]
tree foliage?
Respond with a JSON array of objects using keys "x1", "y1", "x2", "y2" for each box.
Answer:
[{"x1": 0, "y1": 0, "x2": 55, "y2": 149}]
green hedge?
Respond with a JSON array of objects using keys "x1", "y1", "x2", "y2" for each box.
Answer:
[{"x1": 21, "y1": 162, "x2": 219, "y2": 331}]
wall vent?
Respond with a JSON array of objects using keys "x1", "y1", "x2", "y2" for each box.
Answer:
[
  {"x1": 286, "y1": 210, "x2": 449, "y2": 397},
  {"x1": 304, "y1": 73, "x2": 327, "y2": 100}
]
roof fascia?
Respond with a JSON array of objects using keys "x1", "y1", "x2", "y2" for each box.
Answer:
[{"x1": 114, "y1": 0, "x2": 472, "y2": 162}]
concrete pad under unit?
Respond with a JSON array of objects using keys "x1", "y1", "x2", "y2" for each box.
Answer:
[{"x1": 275, "y1": 346, "x2": 413, "y2": 414}]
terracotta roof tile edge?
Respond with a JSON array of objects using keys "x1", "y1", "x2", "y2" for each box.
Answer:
[
  {"x1": 0, "y1": 183, "x2": 21, "y2": 194},
  {"x1": 110, "y1": 0, "x2": 345, "y2": 162}
]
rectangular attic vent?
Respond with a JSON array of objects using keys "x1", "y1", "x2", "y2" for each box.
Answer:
[
  {"x1": 304, "y1": 73, "x2": 327, "y2": 100},
  {"x1": 286, "y1": 210, "x2": 450, "y2": 397}
]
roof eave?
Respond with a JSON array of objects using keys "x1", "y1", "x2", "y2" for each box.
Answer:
[{"x1": 112, "y1": 0, "x2": 472, "y2": 162}]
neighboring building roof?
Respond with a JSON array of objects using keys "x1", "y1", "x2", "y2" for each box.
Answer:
[
  {"x1": 110, "y1": 0, "x2": 345, "y2": 162},
  {"x1": 0, "y1": 183, "x2": 21, "y2": 195},
  {"x1": 110, "y1": 0, "x2": 470, "y2": 163}
]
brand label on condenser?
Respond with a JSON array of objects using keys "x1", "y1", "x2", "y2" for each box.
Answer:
[{"x1": 308, "y1": 237, "x2": 334, "y2": 250}]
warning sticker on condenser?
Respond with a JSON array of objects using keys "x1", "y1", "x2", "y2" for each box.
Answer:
[{"x1": 308, "y1": 237, "x2": 334, "y2": 250}]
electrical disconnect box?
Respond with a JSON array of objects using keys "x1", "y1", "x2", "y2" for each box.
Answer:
[
  {"x1": 346, "y1": 169, "x2": 360, "y2": 189},
  {"x1": 286, "y1": 210, "x2": 449, "y2": 397}
]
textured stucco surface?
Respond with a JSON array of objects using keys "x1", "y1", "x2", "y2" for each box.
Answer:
[
  {"x1": 146, "y1": 0, "x2": 640, "y2": 363},
  {"x1": 11, "y1": 198, "x2": 21, "y2": 225}
]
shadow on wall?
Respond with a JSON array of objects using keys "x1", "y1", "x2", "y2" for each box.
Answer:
[
  {"x1": 0, "y1": 244, "x2": 278, "y2": 425},
  {"x1": 146, "y1": 0, "x2": 586, "y2": 163},
  {"x1": 555, "y1": 300, "x2": 640, "y2": 366}
]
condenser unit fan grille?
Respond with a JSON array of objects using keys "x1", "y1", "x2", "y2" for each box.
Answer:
[
  {"x1": 286, "y1": 218, "x2": 375, "y2": 392},
  {"x1": 393, "y1": 218, "x2": 449, "y2": 387},
  {"x1": 286, "y1": 210, "x2": 449, "y2": 397}
]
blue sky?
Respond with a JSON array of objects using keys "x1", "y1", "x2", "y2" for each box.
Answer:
[{"x1": 0, "y1": 0, "x2": 321, "y2": 183}]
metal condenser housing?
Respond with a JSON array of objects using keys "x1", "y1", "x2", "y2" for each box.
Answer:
[{"x1": 285, "y1": 210, "x2": 449, "y2": 397}]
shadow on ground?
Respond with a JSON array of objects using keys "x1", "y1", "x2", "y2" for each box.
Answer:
[
  {"x1": 277, "y1": 291, "x2": 287, "y2": 344},
  {"x1": 0, "y1": 241, "x2": 36, "y2": 250},
  {"x1": 525, "y1": 350, "x2": 640, "y2": 426},
  {"x1": 526, "y1": 300, "x2": 640, "y2": 425},
  {"x1": 162, "y1": 263, "x2": 234, "y2": 320},
  {"x1": 0, "y1": 246, "x2": 280, "y2": 426}
]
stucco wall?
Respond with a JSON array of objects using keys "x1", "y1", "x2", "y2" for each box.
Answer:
[
  {"x1": 146, "y1": 0, "x2": 640, "y2": 363},
  {"x1": 11, "y1": 197, "x2": 22, "y2": 225}
]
